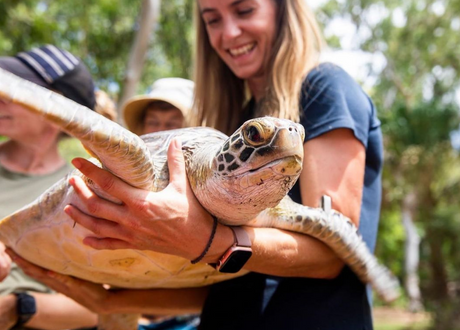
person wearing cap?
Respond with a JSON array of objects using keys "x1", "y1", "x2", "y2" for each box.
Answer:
[
  {"x1": 0, "y1": 45, "x2": 98, "y2": 330},
  {"x1": 123, "y1": 77, "x2": 194, "y2": 135}
]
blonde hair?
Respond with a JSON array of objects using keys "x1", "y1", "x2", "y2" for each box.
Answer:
[{"x1": 191, "y1": 0, "x2": 324, "y2": 135}]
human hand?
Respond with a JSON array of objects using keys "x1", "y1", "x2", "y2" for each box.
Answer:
[
  {"x1": 65, "y1": 138, "x2": 215, "y2": 261},
  {"x1": 5, "y1": 249, "x2": 113, "y2": 315},
  {"x1": 0, "y1": 241, "x2": 12, "y2": 281}
]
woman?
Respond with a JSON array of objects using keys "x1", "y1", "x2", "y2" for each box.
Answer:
[{"x1": 11, "y1": 1, "x2": 382, "y2": 329}]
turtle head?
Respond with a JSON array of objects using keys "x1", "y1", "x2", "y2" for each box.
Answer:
[{"x1": 198, "y1": 117, "x2": 304, "y2": 225}]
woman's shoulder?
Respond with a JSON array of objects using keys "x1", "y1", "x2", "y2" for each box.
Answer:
[
  {"x1": 299, "y1": 62, "x2": 379, "y2": 142},
  {"x1": 301, "y1": 62, "x2": 372, "y2": 107},
  {"x1": 304, "y1": 62, "x2": 360, "y2": 91}
]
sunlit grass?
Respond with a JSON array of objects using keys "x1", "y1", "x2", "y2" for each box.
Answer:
[
  {"x1": 375, "y1": 324, "x2": 430, "y2": 330},
  {"x1": 59, "y1": 138, "x2": 91, "y2": 163}
]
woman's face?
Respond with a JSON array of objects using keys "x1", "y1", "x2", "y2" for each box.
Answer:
[{"x1": 198, "y1": 0, "x2": 277, "y2": 81}]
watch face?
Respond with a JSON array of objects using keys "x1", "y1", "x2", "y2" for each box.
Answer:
[{"x1": 218, "y1": 247, "x2": 253, "y2": 273}]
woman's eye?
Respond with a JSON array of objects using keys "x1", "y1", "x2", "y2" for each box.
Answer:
[
  {"x1": 238, "y1": 8, "x2": 254, "y2": 16},
  {"x1": 204, "y1": 17, "x2": 220, "y2": 26}
]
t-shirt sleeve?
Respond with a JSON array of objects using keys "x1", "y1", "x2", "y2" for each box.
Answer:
[{"x1": 299, "y1": 63, "x2": 378, "y2": 148}]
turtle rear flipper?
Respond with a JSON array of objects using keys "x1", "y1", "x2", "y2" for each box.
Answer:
[{"x1": 0, "y1": 173, "x2": 72, "y2": 258}]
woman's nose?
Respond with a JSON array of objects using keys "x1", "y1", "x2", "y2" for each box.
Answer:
[{"x1": 222, "y1": 18, "x2": 242, "y2": 42}]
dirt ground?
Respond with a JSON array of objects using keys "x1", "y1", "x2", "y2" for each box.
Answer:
[{"x1": 373, "y1": 307, "x2": 432, "y2": 329}]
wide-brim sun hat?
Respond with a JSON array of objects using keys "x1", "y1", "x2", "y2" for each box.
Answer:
[{"x1": 123, "y1": 77, "x2": 194, "y2": 135}]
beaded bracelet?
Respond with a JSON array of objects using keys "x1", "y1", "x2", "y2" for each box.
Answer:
[{"x1": 190, "y1": 215, "x2": 218, "y2": 264}]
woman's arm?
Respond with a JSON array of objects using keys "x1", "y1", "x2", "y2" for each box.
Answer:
[
  {"x1": 66, "y1": 131, "x2": 365, "y2": 279},
  {"x1": 0, "y1": 287, "x2": 97, "y2": 330},
  {"x1": 7, "y1": 249, "x2": 208, "y2": 316}
]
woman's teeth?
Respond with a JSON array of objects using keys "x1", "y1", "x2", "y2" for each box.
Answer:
[{"x1": 229, "y1": 43, "x2": 255, "y2": 56}]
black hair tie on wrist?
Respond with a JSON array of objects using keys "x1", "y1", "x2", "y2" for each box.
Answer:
[{"x1": 191, "y1": 216, "x2": 218, "y2": 264}]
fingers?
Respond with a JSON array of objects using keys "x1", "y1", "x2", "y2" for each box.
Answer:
[
  {"x1": 166, "y1": 138, "x2": 187, "y2": 193},
  {"x1": 7, "y1": 249, "x2": 85, "y2": 293},
  {"x1": 68, "y1": 175, "x2": 124, "y2": 222},
  {"x1": 82, "y1": 237, "x2": 137, "y2": 250},
  {"x1": 72, "y1": 158, "x2": 137, "y2": 202},
  {"x1": 65, "y1": 205, "x2": 123, "y2": 238},
  {"x1": 6, "y1": 249, "x2": 49, "y2": 281}
]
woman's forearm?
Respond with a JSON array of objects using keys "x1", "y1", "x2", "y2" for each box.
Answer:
[
  {"x1": 200, "y1": 223, "x2": 344, "y2": 279},
  {"x1": 245, "y1": 227, "x2": 344, "y2": 278},
  {"x1": 107, "y1": 287, "x2": 209, "y2": 315},
  {"x1": 25, "y1": 292, "x2": 97, "y2": 330}
]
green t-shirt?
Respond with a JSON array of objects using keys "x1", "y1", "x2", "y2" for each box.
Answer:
[{"x1": 0, "y1": 163, "x2": 71, "y2": 295}]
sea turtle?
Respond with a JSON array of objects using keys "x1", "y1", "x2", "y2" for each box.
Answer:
[{"x1": 0, "y1": 67, "x2": 399, "y2": 329}]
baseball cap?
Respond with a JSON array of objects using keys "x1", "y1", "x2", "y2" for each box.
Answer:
[
  {"x1": 0, "y1": 44, "x2": 96, "y2": 110},
  {"x1": 122, "y1": 78, "x2": 194, "y2": 134}
]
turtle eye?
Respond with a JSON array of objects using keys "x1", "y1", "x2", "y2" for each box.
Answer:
[
  {"x1": 248, "y1": 126, "x2": 261, "y2": 142},
  {"x1": 244, "y1": 124, "x2": 265, "y2": 146}
]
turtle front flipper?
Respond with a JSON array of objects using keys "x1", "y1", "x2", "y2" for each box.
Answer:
[
  {"x1": 250, "y1": 196, "x2": 400, "y2": 303},
  {"x1": 0, "y1": 68, "x2": 155, "y2": 190}
]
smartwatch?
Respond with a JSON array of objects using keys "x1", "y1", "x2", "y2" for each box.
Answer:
[
  {"x1": 212, "y1": 226, "x2": 252, "y2": 273},
  {"x1": 11, "y1": 292, "x2": 36, "y2": 330}
]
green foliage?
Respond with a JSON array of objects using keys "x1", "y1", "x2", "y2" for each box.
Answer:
[
  {"x1": 381, "y1": 102, "x2": 460, "y2": 153},
  {"x1": 156, "y1": 0, "x2": 194, "y2": 78},
  {"x1": 58, "y1": 138, "x2": 90, "y2": 163},
  {"x1": 319, "y1": 0, "x2": 460, "y2": 325},
  {"x1": 375, "y1": 209, "x2": 405, "y2": 276},
  {"x1": 0, "y1": 0, "x2": 194, "y2": 98}
]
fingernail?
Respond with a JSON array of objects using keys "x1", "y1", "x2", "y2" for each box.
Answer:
[
  {"x1": 72, "y1": 158, "x2": 82, "y2": 169},
  {"x1": 174, "y1": 138, "x2": 182, "y2": 149},
  {"x1": 64, "y1": 205, "x2": 73, "y2": 215}
]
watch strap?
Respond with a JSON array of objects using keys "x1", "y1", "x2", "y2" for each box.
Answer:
[
  {"x1": 230, "y1": 226, "x2": 251, "y2": 248},
  {"x1": 11, "y1": 292, "x2": 36, "y2": 330},
  {"x1": 209, "y1": 226, "x2": 252, "y2": 271}
]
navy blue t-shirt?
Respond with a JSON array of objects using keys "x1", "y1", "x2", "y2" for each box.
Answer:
[{"x1": 199, "y1": 63, "x2": 383, "y2": 330}]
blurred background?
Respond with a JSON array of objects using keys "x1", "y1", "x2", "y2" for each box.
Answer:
[{"x1": 1, "y1": 1, "x2": 459, "y2": 329}]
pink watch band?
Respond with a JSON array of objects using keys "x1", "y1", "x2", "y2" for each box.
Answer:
[{"x1": 230, "y1": 226, "x2": 251, "y2": 247}]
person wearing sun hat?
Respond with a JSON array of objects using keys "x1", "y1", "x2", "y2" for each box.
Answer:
[
  {"x1": 122, "y1": 77, "x2": 195, "y2": 135},
  {"x1": 122, "y1": 78, "x2": 200, "y2": 330},
  {"x1": 0, "y1": 45, "x2": 98, "y2": 329}
]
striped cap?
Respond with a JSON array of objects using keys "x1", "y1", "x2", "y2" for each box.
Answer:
[{"x1": 15, "y1": 45, "x2": 96, "y2": 110}]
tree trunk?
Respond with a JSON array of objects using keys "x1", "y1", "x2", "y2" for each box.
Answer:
[
  {"x1": 117, "y1": 0, "x2": 161, "y2": 122},
  {"x1": 402, "y1": 191, "x2": 423, "y2": 312}
]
